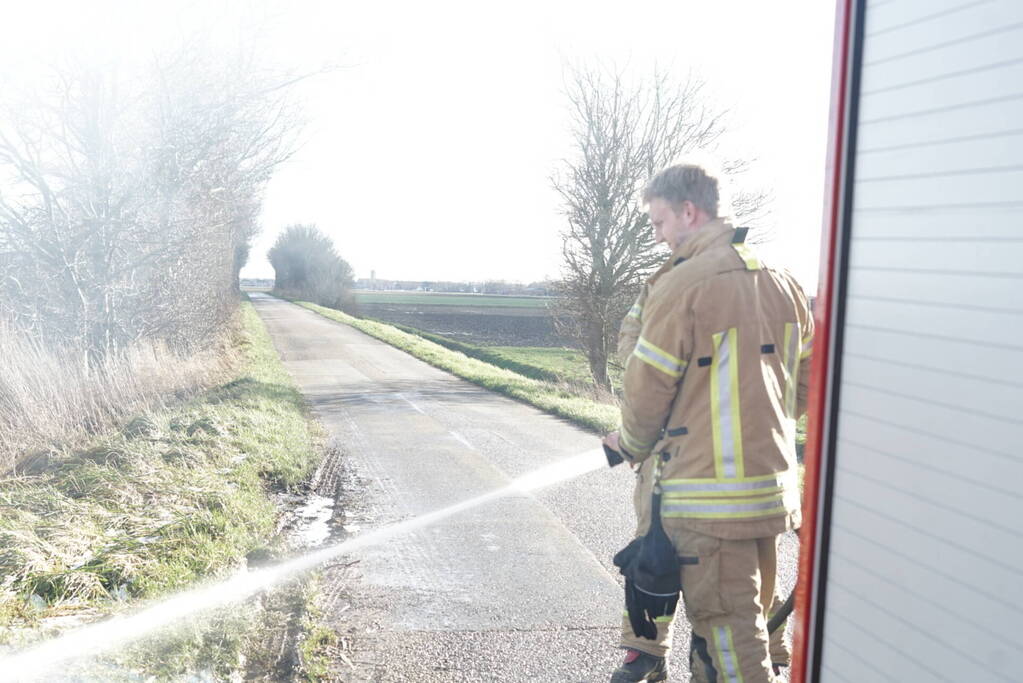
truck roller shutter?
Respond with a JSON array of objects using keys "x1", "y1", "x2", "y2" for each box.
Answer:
[{"x1": 795, "y1": 1, "x2": 1023, "y2": 681}]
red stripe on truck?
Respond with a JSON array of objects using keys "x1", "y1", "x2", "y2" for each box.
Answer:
[{"x1": 791, "y1": 0, "x2": 856, "y2": 680}]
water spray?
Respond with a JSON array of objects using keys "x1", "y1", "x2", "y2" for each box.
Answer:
[{"x1": 1, "y1": 448, "x2": 608, "y2": 680}]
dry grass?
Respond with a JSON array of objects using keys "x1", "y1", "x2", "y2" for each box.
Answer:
[
  {"x1": 0, "y1": 303, "x2": 322, "y2": 677},
  {"x1": 0, "y1": 325, "x2": 235, "y2": 475}
]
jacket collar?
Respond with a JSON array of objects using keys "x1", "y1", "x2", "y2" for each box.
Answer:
[
  {"x1": 670, "y1": 218, "x2": 735, "y2": 265},
  {"x1": 645, "y1": 218, "x2": 737, "y2": 286}
]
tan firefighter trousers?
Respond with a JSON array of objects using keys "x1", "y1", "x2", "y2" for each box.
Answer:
[{"x1": 620, "y1": 528, "x2": 789, "y2": 682}]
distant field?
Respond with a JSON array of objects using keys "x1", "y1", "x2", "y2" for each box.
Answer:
[
  {"x1": 353, "y1": 291, "x2": 550, "y2": 309},
  {"x1": 353, "y1": 290, "x2": 565, "y2": 346}
]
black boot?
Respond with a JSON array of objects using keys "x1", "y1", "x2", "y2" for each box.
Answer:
[{"x1": 610, "y1": 649, "x2": 668, "y2": 682}]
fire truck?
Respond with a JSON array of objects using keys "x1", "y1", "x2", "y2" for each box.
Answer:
[{"x1": 793, "y1": 0, "x2": 1023, "y2": 680}]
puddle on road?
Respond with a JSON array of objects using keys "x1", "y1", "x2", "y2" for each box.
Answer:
[
  {"x1": 293, "y1": 495, "x2": 336, "y2": 547},
  {"x1": 277, "y1": 492, "x2": 342, "y2": 550}
]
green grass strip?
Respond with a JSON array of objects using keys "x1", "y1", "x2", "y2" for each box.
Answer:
[
  {"x1": 373, "y1": 320, "x2": 567, "y2": 384},
  {"x1": 295, "y1": 301, "x2": 620, "y2": 433},
  {"x1": 367, "y1": 320, "x2": 626, "y2": 390},
  {"x1": 487, "y1": 346, "x2": 624, "y2": 387}
]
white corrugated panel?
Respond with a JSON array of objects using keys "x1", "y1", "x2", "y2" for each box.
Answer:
[{"x1": 820, "y1": 1, "x2": 1023, "y2": 681}]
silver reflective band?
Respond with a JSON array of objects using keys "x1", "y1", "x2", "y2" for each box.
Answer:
[
  {"x1": 800, "y1": 336, "x2": 813, "y2": 360},
  {"x1": 713, "y1": 329, "x2": 740, "y2": 478},
  {"x1": 662, "y1": 499, "x2": 784, "y2": 514},
  {"x1": 633, "y1": 337, "x2": 685, "y2": 378},
  {"x1": 661, "y1": 478, "x2": 783, "y2": 494},
  {"x1": 715, "y1": 626, "x2": 742, "y2": 683}
]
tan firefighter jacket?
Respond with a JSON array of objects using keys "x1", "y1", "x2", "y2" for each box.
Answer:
[{"x1": 619, "y1": 219, "x2": 813, "y2": 540}]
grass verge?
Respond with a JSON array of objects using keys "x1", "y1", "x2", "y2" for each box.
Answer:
[
  {"x1": 295, "y1": 578, "x2": 342, "y2": 681},
  {"x1": 295, "y1": 301, "x2": 620, "y2": 433},
  {"x1": 377, "y1": 319, "x2": 621, "y2": 389},
  {"x1": 487, "y1": 346, "x2": 624, "y2": 387},
  {"x1": 0, "y1": 302, "x2": 324, "y2": 678}
]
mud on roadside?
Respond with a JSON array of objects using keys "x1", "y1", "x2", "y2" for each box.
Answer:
[{"x1": 243, "y1": 439, "x2": 371, "y2": 681}]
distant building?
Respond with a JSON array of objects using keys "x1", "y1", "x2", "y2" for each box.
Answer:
[
  {"x1": 352, "y1": 279, "x2": 554, "y2": 296},
  {"x1": 240, "y1": 277, "x2": 274, "y2": 290}
]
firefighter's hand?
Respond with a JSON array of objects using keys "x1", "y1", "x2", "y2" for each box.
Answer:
[
  {"x1": 603, "y1": 432, "x2": 622, "y2": 453},
  {"x1": 603, "y1": 432, "x2": 635, "y2": 470}
]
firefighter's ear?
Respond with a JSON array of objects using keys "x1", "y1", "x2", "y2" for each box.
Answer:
[{"x1": 675, "y1": 200, "x2": 697, "y2": 224}]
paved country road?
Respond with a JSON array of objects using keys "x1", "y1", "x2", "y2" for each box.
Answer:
[{"x1": 251, "y1": 295, "x2": 797, "y2": 682}]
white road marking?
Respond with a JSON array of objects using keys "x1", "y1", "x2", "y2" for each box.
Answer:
[
  {"x1": 398, "y1": 393, "x2": 426, "y2": 414},
  {"x1": 449, "y1": 431, "x2": 474, "y2": 450}
]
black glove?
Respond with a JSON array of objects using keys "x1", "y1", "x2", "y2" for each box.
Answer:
[{"x1": 613, "y1": 494, "x2": 681, "y2": 640}]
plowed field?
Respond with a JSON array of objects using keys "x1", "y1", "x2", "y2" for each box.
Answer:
[{"x1": 354, "y1": 293, "x2": 569, "y2": 347}]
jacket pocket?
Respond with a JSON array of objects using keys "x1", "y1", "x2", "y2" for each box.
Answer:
[{"x1": 632, "y1": 458, "x2": 658, "y2": 535}]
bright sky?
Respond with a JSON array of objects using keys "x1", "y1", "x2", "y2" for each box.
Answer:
[{"x1": 3, "y1": 0, "x2": 835, "y2": 291}]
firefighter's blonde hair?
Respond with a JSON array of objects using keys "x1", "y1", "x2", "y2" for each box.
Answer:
[{"x1": 642, "y1": 164, "x2": 720, "y2": 218}]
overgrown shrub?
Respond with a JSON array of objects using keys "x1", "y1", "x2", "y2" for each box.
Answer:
[{"x1": 268, "y1": 225, "x2": 355, "y2": 311}]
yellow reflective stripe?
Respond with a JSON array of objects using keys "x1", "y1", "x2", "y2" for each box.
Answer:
[
  {"x1": 663, "y1": 494, "x2": 784, "y2": 507},
  {"x1": 663, "y1": 507, "x2": 788, "y2": 520},
  {"x1": 633, "y1": 336, "x2": 686, "y2": 378},
  {"x1": 714, "y1": 626, "x2": 745, "y2": 683},
  {"x1": 710, "y1": 329, "x2": 744, "y2": 479},
  {"x1": 732, "y1": 243, "x2": 760, "y2": 270},
  {"x1": 627, "y1": 303, "x2": 642, "y2": 319},
  {"x1": 800, "y1": 332, "x2": 814, "y2": 359},
  {"x1": 620, "y1": 427, "x2": 655, "y2": 456},
  {"x1": 663, "y1": 473, "x2": 785, "y2": 484},
  {"x1": 625, "y1": 611, "x2": 674, "y2": 625}
]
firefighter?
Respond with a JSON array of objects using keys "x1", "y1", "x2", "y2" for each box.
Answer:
[
  {"x1": 613, "y1": 208, "x2": 795, "y2": 681},
  {"x1": 606, "y1": 164, "x2": 812, "y2": 682}
]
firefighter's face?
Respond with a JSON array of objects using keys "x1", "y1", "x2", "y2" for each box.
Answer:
[{"x1": 648, "y1": 198, "x2": 697, "y2": 250}]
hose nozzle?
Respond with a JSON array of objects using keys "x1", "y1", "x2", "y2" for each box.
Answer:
[{"x1": 603, "y1": 443, "x2": 624, "y2": 468}]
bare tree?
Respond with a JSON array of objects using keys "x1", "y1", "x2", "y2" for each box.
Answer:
[
  {"x1": 552, "y1": 65, "x2": 769, "y2": 390},
  {"x1": 0, "y1": 47, "x2": 301, "y2": 361}
]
